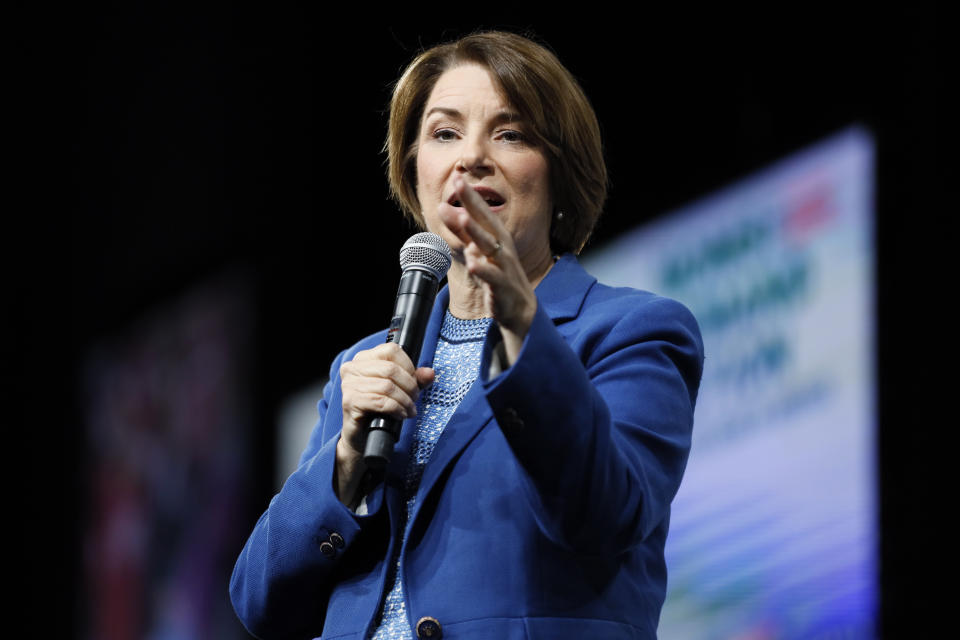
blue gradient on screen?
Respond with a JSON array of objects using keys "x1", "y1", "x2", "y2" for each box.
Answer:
[{"x1": 583, "y1": 127, "x2": 877, "y2": 639}]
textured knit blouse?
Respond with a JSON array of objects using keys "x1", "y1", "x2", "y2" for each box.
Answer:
[{"x1": 370, "y1": 310, "x2": 493, "y2": 640}]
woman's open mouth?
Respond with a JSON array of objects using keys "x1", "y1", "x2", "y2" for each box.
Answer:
[{"x1": 449, "y1": 186, "x2": 506, "y2": 209}]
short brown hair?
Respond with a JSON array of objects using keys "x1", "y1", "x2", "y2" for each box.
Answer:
[{"x1": 386, "y1": 31, "x2": 607, "y2": 255}]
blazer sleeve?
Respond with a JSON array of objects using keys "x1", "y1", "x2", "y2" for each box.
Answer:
[
  {"x1": 229, "y1": 348, "x2": 385, "y2": 640},
  {"x1": 481, "y1": 292, "x2": 704, "y2": 556}
]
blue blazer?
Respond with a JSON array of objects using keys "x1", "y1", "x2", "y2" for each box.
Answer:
[{"x1": 231, "y1": 254, "x2": 704, "y2": 639}]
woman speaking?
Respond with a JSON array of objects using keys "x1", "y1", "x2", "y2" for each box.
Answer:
[{"x1": 231, "y1": 31, "x2": 704, "y2": 640}]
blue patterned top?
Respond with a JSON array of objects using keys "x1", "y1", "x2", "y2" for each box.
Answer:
[{"x1": 369, "y1": 310, "x2": 492, "y2": 640}]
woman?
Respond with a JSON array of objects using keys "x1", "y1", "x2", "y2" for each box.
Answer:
[{"x1": 231, "y1": 31, "x2": 703, "y2": 640}]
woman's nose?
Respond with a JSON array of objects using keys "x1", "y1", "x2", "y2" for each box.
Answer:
[{"x1": 456, "y1": 136, "x2": 491, "y2": 174}]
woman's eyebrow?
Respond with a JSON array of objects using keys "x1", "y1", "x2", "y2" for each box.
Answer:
[
  {"x1": 491, "y1": 110, "x2": 522, "y2": 125},
  {"x1": 422, "y1": 107, "x2": 522, "y2": 124},
  {"x1": 423, "y1": 106, "x2": 462, "y2": 120}
]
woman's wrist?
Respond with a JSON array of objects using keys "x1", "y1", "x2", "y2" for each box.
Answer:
[
  {"x1": 335, "y1": 437, "x2": 367, "y2": 506},
  {"x1": 500, "y1": 297, "x2": 537, "y2": 367}
]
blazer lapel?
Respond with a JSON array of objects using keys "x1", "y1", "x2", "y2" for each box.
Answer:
[
  {"x1": 408, "y1": 377, "x2": 493, "y2": 524},
  {"x1": 404, "y1": 254, "x2": 597, "y2": 528},
  {"x1": 533, "y1": 253, "x2": 597, "y2": 324}
]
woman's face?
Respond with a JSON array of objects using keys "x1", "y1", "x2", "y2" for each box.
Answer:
[{"x1": 415, "y1": 64, "x2": 553, "y2": 267}]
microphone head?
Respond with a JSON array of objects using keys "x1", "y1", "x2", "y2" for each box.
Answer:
[{"x1": 400, "y1": 232, "x2": 451, "y2": 280}]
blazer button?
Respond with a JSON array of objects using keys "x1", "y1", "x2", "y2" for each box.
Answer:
[
  {"x1": 319, "y1": 541, "x2": 335, "y2": 557},
  {"x1": 415, "y1": 616, "x2": 442, "y2": 639},
  {"x1": 329, "y1": 532, "x2": 345, "y2": 548}
]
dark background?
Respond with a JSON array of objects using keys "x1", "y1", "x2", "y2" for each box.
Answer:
[{"x1": 17, "y1": 5, "x2": 943, "y2": 637}]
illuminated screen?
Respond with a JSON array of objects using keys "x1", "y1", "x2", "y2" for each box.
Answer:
[{"x1": 582, "y1": 127, "x2": 877, "y2": 638}]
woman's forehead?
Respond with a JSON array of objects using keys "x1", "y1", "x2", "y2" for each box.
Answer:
[{"x1": 421, "y1": 64, "x2": 520, "y2": 124}]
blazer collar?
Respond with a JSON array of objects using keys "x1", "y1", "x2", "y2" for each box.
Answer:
[{"x1": 534, "y1": 253, "x2": 597, "y2": 323}]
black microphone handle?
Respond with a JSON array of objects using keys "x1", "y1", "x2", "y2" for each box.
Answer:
[{"x1": 363, "y1": 268, "x2": 440, "y2": 470}]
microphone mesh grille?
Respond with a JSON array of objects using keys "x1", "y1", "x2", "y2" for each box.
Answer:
[{"x1": 399, "y1": 232, "x2": 452, "y2": 280}]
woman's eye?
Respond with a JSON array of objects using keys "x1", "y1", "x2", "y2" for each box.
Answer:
[
  {"x1": 498, "y1": 130, "x2": 525, "y2": 143},
  {"x1": 433, "y1": 129, "x2": 457, "y2": 141}
]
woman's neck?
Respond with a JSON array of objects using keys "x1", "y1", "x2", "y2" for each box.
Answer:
[{"x1": 445, "y1": 251, "x2": 555, "y2": 320}]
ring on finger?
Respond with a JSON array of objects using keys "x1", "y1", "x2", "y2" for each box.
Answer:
[{"x1": 491, "y1": 241, "x2": 502, "y2": 256}]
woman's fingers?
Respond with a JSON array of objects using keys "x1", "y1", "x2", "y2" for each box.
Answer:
[
  {"x1": 336, "y1": 345, "x2": 434, "y2": 503},
  {"x1": 451, "y1": 176, "x2": 510, "y2": 255},
  {"x1": 344, "y1": 381, "x2": 416, "y2": 420},
  {"x1": 463, "y1": 241, "x2": 502, "y2": 281},
  {"x1": 437, "y1": 205, "x2": 473, "y2": 248},
  {"x1": 415, "y1": 366, "x2": 436, "y2": 388},
  {"x1": 461, "y1": 213, "x2": 503, "y2": 260},
  {"x1": 340, "y1": 343, "x2": 427, "y2": 422},
  {"x1": 346, "y1": 346, "x2": 419, "y2": 393},
  {"x1": 438, "y1": 176, "x2": 538, "y2": 344}
]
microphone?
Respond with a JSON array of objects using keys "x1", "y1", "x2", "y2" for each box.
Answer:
[{"x1": 363, "y1": 232, "x2": 451, "y2": 470}]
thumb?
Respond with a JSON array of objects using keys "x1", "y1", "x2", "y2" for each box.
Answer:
[{"x1": 415, "y1": 367, "x2": 435, "y2": 388}]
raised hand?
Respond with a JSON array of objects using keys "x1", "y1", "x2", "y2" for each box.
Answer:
[{"x1": 438, "y1": 175, "x2": 543, "y2": 364}]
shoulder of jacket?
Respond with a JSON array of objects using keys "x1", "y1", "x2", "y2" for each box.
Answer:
[{"x1": 582, "y1": 282, "x2": 693, "y2": 321}]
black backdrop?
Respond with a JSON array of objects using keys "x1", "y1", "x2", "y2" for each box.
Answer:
[{"x1": 17, "y1": 5, "x2": 943, "y2": 637}]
